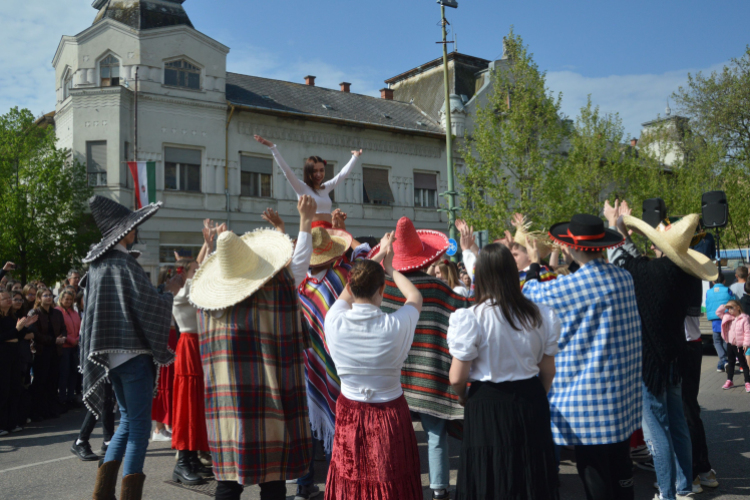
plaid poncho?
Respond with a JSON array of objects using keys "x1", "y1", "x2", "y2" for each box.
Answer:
[
  {"x1": 80, "y1": 248, "x2": 174, "y2": 419},
  {"x1": 298, "y1": 257, "x2": 350, "y2": 454},
  {"x1": 381, "y1": 272, "x2": 469, "y2": 420},
  {"x1": 199, "y1": 269, "x2": 312, "y2": 485}
]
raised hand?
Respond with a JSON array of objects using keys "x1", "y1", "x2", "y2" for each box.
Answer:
[
  {"x1": 382, "y1": 232, "x2": 396, "y2": 275},
  {"x1": 455, "y1": 219, "x2": 477, "y2": 253},
  {"x1": 511, "y1": 213, "x2": 526, "y2": 228},
  {"x1": 560, "y1": 245, "x2": 574, "y2": 265},
  {"x1": 165, "y1": 273, "x2": 186, "y2": 295},
  {"x1": 254, "y1": 135, "x2": 273, "y2": 147},
  {"x1": 380, "y1": 231, "x2": 396, "y2": 255},
  {"x1": 497, "y1": 230, "x2": 514, "y2": 248},
  {"x1": 261, "y1": 208, "x2": 285, "y2": 233},
  {"x1": 526, "y1": 238, "x2": 541, "y2": 264},
  {"x1": 331, "y1": 208, "x2": 348, "y2": 230},
  {"x1": 603, "y1": 199, "x2": 619, "y2": 227},
  {"x1": 2, "y1": 262, "x2": 15, "y2": 272},
  {"x1": 351, "y1": 149, "x2": 363, "y2": 157},
  {"x1": 619, "y1": 200, "x2": 632, "y2": 217}
]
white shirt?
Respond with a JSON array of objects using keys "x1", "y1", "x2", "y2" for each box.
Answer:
[
  {"x1": 325, "y1": 301, "x2": 420, "y2": 403},
  {"x1": 462, "y1": 249, "x2": 476, "y2": 282},
  {"x1": 448, "y1": 301, "x2": 560, "y2": 383},
  {"x1": 730, "y1": 282, "x2": 746, "y2": 299},
  {"x1": 685, "y1": 316, "x2": 702, "y2": 342},
  {"x1": 453, "y1": 285, "x2": 470, "y2": 298},
  {"x1": 270, "y1": 145, "x2": 359, "y2": 214},
  {"x1": 173, "y1": 279, "x2": 199, "y2": 333}
]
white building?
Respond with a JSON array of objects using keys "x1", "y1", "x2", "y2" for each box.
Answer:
[{"x1": 53, "y1": 0, "x2": 470, "y2": 280}]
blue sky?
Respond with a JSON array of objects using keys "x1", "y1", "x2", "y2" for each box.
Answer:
[{"x1": 2, "y1": 0, "x2": 749, "y2": 138}]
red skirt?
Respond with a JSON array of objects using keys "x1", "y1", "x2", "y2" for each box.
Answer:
[
  {"x1": 324, "y1": 393, "x2": 422, "y2": 500},
  {"x1": 151, "y1": 328, "x2": 178, "y2": 425},
  {"x1": 171, "y1": 332, "x2": 209, "y2": 451}
]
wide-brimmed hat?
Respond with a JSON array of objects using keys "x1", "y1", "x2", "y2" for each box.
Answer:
[
  {"x1": 367, "y1": 217, "x2": 449, "y2": 272},
  {"x1": 190, "y1": 229, "x2": 293, "y2": 311},
  {"x1": 623, "y1": 213, "x2": 718, "y2": 281},
  {"x1": 309, "y1": 227, "x2": 352, "y2": 267},
  {"x1": 513, "y1": 216, "x2": 553, "y2": 259},
  {"x1": 549, "y1": 214, "x2": 625, "y2": 250},
  {"x1": 83, "y1": 196, "x2": 161, "y2": 263}
]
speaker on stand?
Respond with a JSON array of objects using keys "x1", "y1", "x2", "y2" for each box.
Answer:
[
  {"x1": 702, "y1": 191, "x2": 728, "y2": 276},
  {"x1": 642, "y1": 198, "x2": 667, "y2": 228}
]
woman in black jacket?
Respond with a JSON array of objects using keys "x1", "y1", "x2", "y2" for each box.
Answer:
[
  {"x1": 0, "y1": 289, "x2": 37, "y2": 434},
  {"x1": 28, "y1": 288, "x2": 67, "y2": 421}
]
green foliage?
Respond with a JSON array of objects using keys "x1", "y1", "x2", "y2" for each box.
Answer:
[{"x1": 0, "y1": 107, "x2": 98, "y2": 285}]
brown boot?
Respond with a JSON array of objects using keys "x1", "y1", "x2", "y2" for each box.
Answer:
[
  {"x1": 92, "y1": 460, "x2": 121, "y2": 500},
  {"x1": 120, "y1": 473, "x2": 146, "y2": 500}
]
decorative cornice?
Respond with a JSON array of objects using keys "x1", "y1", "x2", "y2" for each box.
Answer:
[
  {"x1": 237, "y1": 123, "x2": 442, "y2": 159},
  {"x1": 140, "y1": 93, "x2": 227, "y2": 111}
]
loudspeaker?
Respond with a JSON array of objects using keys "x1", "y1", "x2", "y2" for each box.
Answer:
[
  {"x1": 701, "y1": 191, "x2": 728, "y2": 228},
  {"x1": 642, "y1": 198, "x2": 667, "y2": 228}
]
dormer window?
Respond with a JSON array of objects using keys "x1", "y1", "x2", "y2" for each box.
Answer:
[
  {"x1": 164, "y1": 60, "x2": 200, "y2": 90},
  {"x1": 100, "y1": 55, "x2": 120, "y2": 87},
  {"x1": 63, "y1": 70, "x2": 73, "y2": 100}
]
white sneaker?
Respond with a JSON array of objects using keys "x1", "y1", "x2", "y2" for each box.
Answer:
[
  {"x1": 698, "y1": 469, "x2": 719, "y2": 488},
  {"x1": 677, "y1": 493, "x2": 696, "y2": 499},
  {"x1": 691, "y1": 479, "x2": 703, "y2": 493},
  {"x1": 0, "y1": 430, "x2": 8, "y2": 437},
  {"x1": 151, "y1": 428, "x2": 172, "y2": 442},
  {"x1": 10, "y1": 426, "x2": 22, "y2": 433}
]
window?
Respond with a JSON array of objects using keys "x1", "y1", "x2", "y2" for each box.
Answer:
[
  {"x1": 414, "y1": 172, "x2": 438, "y2": 208},
  {"x1": 86, "y1": 141, "x2": 107, "y2": 186},
  {"x1": 63, "y1": 70, "x2": 73, "y2": 100},
  {"x1": 165, "y1": 147, "x2": 201, "y2": 192},
  {"x1": 240, "y1": 155, "x2": 272, "y2": 198},
  {"x1": 164, "y1": 60, "x2": 201, "y2": 90},
  {"x1": 100, "y1": 55, "x2": 120, "y2": 87},
  {"x1": 324, "y1": 163, "x2": 335, "y2": 201},
  {"x1": 362, "y1": 167, "x2": 394, "y2": 205}
]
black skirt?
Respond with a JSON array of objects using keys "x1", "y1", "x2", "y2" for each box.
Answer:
[{"x1": 456, "y1": 377, "x2": 559, "y2": 500}]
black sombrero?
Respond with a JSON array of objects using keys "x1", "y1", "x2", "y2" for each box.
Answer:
[
  {"x1": 549, "y1": 214, "x2": 624, "y2": 251},
  {"x1": 82, "y1": 196, "x2": 161, "y2": 263}
]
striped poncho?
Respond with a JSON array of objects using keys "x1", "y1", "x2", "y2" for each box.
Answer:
[
  {"x1": 298, "y1": 257, "x2": 351, "y2": 453},
  {"x1": 381, "y1": 271, "x2": 470, "y2": 420},
  {"x1": 519, "y1": 264, "x2": 556, "y2": 289}
]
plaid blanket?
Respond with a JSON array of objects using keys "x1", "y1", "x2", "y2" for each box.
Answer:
[
  {"x1": 199, "y1": 269, "x2": 312, "y2": 485},
  {"x1": 80, "y1": 249, "x2": 174, "y2": 419},
  {"x1": 381, "y1": 272, "x2": 469, "y2": 420},
  {"x1": 298, "y1": 257, "x2": 350, "y2": 454}
]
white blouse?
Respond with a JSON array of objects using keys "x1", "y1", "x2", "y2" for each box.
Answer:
[
  {"x1": 269, "y1": 145, "x2": 359, "y2": 214},
  {"x1": 173, "y1": 279, "x2": 199, "y2": 334},
  {"x1": 325, "y1": 301, "x2": 420, "y2": 403},
  {"x1": 448, "y1": 302, "x2": 560, "y2": 383}
]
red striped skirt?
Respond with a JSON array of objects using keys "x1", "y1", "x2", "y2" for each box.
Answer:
[
  {"x1": 324, "y1": 393, "x2": 422, "y2": 500},
  {"x1": 151, "y1": 327, "x2": 177, "y2": 425},
  {"x1": 171, "y1": 332, "x2": 209, "y2": 451}
]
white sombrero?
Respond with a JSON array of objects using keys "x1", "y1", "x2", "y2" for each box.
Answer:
[
  {"x1": 623, "y1": 213, "x2": 719, "y2": 282},
  {"x1": 190, "y1": 229, "x2": 293, "y2": 311}
]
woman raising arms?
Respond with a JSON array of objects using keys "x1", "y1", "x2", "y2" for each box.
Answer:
[{"x1": 253, "y1": 135, "x2": 362, "y2": 226}]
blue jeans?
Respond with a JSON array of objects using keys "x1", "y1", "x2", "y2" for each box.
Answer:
[
  {"x1": 58, "y1": 348, "x2": 78, "y2": 403},
  {"x1": 642, "y1": 379, "x2": 693, "y2": 500},
  {"x1": 104, "y1": 355, "x2": 155, "y2": 476},
  {"x1": 712, "y1": 330, "x2": 727, "y2": 368},
  {"x1": 420, "y1": 413, "x2": 450, "y2": 490}
]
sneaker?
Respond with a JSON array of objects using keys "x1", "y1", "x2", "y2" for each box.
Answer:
[
  {"x1": 70, "y1": 440, "x2": 100, "y2": 461},
  {"x1": 698, "y1": 469, "x2": 719, "y2": 488},
  {"x1": 433, "y1": 489, "x2": 450, "y2": 500},
  {"x1": 98, "y1": 442, "x2": 108, "y2": 456},
  {"x1": 294, "y1": 484, "x2": 322, "y2": 500},
  {"x1": 636, "y1": 458, "x2": 656, "y2": 472},
  {"x1": 722, "y1": 380, "x2": 734, "y2": 390},
  {"x1": 151, "y1": 428, "x2": 172, "y2": 442},
  {"x1": 716, "y1": 366, "x2": 724, "y2": 372},
  {"x1": 677, "y1": 493, "x2": 696, "y2": 499},
  {"x1": 10, "y1": 426, "x2": 22, "y2": 433},
  {"x1": 691, "y1": 479, "x2": 703, "y2": 493},
  {"x1": 0, "y1": 430, "x2": 8, "y2": 437},
  {"x1": 746, "y1": 383, "x2": 750, "y2": 393}
]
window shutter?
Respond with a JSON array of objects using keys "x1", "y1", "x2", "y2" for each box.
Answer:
[
  {"x1": 240, "y1": 155, "x2": 273, "y2": 174},
  {"x1": 86, "y1": 141, "x2": 107, "y2": 173},
  {"x1": 165, "y1": 147, "x2": 201, "y2": 165},
  {"x1": 363, "y1": 167, "x2": 395, "y2": 204},
  {"x1": 414, "y1": 172, "x2": 438, "y2": 190}
]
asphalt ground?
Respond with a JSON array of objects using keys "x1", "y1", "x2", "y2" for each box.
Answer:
[{"x1": 0, "y1": 351, "x2": 748, "y2": 499}]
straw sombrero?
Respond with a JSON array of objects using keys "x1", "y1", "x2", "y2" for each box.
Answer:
[
  {"x1": 367, "y1": 217, "x2": 449, "y2": 272},
  {"x1": 623, "y1": 213, "x2": 719, "y2": 281},
  {"x1": 190, "y1": 229, "x2": 293, "y2": 311},
  {"x1": 310, "y1": 227, "x2": 352, "y2": 267},
  {"x1": 513, "y1": 216, "x2": 553, "y2": 259}
]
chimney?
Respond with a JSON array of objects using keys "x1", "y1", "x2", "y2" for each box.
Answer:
[
  {"x1": 304, "y1": 75, "x2": 316, "y2": 86},
  {"x1": 630, "y1": 138, "x2": 638, "y2": 147},
  {"x1": 340, "y1": 82, "x2": 351, "y2": 93},
  {"x1": 380, "y1": 88, "x2": 394, "y2": 100}
]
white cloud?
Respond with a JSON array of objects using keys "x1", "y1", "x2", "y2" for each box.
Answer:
[{"x1": 546, "y1": 62, "x2": 727, "y2": 139}]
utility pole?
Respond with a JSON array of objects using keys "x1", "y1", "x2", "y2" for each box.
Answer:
[
  {"x1": 134, "y1": 67, "x2": 139, "y2": 162},
  {"x1": 437, "y1": 1, "x2": 459, "y2": 258}
]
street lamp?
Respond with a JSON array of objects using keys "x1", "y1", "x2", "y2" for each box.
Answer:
[{"x1": 437, "y1": 0, "x2": 458, "y2": 7}]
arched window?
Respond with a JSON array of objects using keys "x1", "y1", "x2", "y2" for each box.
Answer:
[
  {"x1": 62, "y1": 69, "x2": 73, "y2": 100},
  {"x1": 100, "y1": 55, "x2": 120, "y2": 87},
  {"x1": 164, "y1": 60, "x2": 200, "y2": 90}
]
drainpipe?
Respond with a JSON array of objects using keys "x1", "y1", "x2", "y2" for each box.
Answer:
[{"x1": 225, "y1": 103, "x2": 236, "y2": 224}]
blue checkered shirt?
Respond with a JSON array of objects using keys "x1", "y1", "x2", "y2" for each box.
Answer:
[{"x1": 523, "y1": 259, "x2": 642, "y2": 446}]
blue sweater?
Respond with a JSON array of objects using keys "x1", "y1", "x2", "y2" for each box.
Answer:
[{"x1": 706, "y1": 284, "x2": 734, "y2": 321}]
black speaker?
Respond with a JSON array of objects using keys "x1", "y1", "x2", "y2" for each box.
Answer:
[
  {"x1": 701, "y1": 191, "x2": 728, "y2": 229},
  {"x1": 642, "y1": 198, "x2": 667, "y2": 228}
]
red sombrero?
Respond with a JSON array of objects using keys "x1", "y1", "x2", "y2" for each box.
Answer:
[{"x1": 368, "y1": 217, "x2": 449, "y2": 272}]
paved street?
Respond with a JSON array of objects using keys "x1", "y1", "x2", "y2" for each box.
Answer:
[{"x1": 1, "y1": 351, "x2": 748, "y2": 499}]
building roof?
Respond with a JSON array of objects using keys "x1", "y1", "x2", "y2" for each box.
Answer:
[
  {"x1": 225, "y1": 73, "x2": 444, "y2": 136},
  {"x1": 384, "y1": 52, "x2": 490, "y2": 86},
  {"x1": 92, "y1": 0, "x2": 193, "y2": 30}
]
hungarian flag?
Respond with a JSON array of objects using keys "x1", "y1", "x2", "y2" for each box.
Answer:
[{"x1": 127, "y1": 161, "x2": 156, "y2": 209}]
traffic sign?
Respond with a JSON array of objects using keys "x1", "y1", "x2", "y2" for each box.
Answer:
[{"x1": 447, "y1": 238, "x2": 458, "y2": 256}]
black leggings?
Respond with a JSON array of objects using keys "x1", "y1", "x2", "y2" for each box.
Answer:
[
  {"x1": 726, "y1": 344, "x2": 750, "y2": 383},
  {"x1": 575, "y1": 440, "x2": 633, "y2": 500},
  {"x1": 215, "y1": 480, "x2": 285, "y2": 500}
]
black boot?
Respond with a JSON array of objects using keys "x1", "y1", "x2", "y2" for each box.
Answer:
[
  {"x1": 70, "y1": 439, "x2": 100, "y2": 461},
  {"x1": 172, "y1": 450, "x2": 204, "y2": 485},
  {"x1": 188, "y1": 451, "x2": 214, "y2": 479}
]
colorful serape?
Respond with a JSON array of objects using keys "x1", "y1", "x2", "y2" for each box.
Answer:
[
  {"x1": 519, "y1": 264, "x2": 556, "y2": 289},
  {"x1": 298, "y1": 256, "x2": 351, "y2": 453},
  {"x1": 380, "y1": 272, "x2": 469, "y2": 420},
  {"x1": 199, "y1": 269, "x2": 312, "y2": 485}
]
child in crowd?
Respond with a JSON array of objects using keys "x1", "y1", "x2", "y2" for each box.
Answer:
[{"x1": 716, "y1": 300, "x2": 750, "y2": 391}]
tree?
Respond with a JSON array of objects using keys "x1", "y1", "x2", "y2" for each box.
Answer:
[
  {"x1": 0, "y1": 107, "x2": 98, "y2": 285},
  {"x1": 459, "y1": 28, "x2": 566, "y2": 238}
]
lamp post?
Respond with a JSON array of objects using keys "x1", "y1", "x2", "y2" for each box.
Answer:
[{"x1": 437, "y1": 0, "x2": 459, "y2": 258}]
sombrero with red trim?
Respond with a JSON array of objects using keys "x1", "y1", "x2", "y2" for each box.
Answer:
[
  {"x1": 549, "y1": 214, "x2": 624, "y2": 251},
  {"x1": 367, "y1": 217, "x2": 449, "y2": 272}
]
